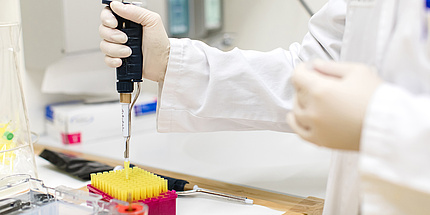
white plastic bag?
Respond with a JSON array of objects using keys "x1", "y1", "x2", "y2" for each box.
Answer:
[{"x1": 0, "y1": 23, "x2": 37, "y2": 178}]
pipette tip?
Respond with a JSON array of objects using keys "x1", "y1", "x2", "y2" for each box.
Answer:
[{"x1": 124, "y1": 159, "x2": 130, "y2": 180}]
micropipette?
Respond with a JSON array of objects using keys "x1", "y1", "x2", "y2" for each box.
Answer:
[{"x1": 102, "y1": 0, "x2": 143, "y2": 179}]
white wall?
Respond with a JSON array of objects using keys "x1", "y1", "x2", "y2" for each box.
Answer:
[{"x1": 223, "y1": 0, "x2": 326, "y2": 51}]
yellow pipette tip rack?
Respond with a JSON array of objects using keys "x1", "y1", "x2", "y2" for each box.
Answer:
[{"x1": 90, "y1": 166, "x2": 168, "y2": 202}]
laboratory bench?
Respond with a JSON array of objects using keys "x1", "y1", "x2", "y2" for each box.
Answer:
[{"x1": 34, "y1": 122, "x2": 332, "y2": 215}]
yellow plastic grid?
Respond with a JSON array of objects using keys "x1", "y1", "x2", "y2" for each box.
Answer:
[{"x1": 90, "y1": 166, "x2": 168, "y2": 201}]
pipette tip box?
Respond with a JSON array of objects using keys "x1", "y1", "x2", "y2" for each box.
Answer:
[
  {"x1": 88, "y1": 185, "x2": 177, "y2": 215},
  {"x1": 45, "y1": 96, "x2": 157, "y2": 145},
  {"x1": 88, "y1": 166, "x2": 177, "y2": 215}
]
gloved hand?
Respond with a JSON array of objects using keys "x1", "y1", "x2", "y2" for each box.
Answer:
[
  {"x1": 99, "y1": 1, "x2": 170, "y2": 82},
  {"x1": 287, "y1": 60, "x2": 382, "y2": 151}
]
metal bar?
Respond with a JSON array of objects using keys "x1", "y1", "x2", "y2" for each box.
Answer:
[{"x1": 297, "y1": 0, "x2": 314, "y2": 16}]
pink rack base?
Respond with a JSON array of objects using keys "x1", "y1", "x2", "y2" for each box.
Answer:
[{"x1": 87, "y1": 184, "x2": 177, "y2": 215}]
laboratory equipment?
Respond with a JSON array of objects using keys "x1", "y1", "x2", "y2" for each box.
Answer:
[
  {"x1": 89, "y1": 167, "x2": 168, "y2": 202},
  {"x1": 112, "y1": 165, "x2": 253, "y2": 205},
  {"x1": 168, "y1": 0, "x2": 190, "y2": 37},
  {"x1": 0, "y1": 23, "x2": 37, "y2": 178},
  {"x1": 297, "y1": 0, "x2": 314, "y2": 16},
  {"x1": 88, "y1": 166, "x2": 177, "y2": 215},
  {"x1": 0, "y1": 174, "x2": 148, "y2": 214},
  {"x1": 204, "y1": 0, "x2": 222, "y2": 31},
  {"x1": 102, "y1": 0, "x2": 144, "y2": 177},
  {"x1": 168, "y1": 0, "x2": 223, "y2": 38},
  {"x1": 114, "y1": 202, "x2": 148, "y2": 215},
  {"x1": 176, "y1": 185, "x2": 253, "y2": 204},
  {"x1": 44, "y1": 96, "x2": 156, "y2": 145}
]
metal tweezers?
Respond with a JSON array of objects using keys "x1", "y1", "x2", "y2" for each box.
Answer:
[
  {"x1": 0, "y1": 198, "x2": 31, "y2": 214},
  {"x1": 0, "y1": 194, "x2": 53, "y2": 214},
  {"x1": 176, "y1": 185, "x2": 254, "y2": 205}
]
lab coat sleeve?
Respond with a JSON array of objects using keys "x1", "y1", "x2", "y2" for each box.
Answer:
[
  {"x1": 360, "y1": 83, "x2": 430, "y2": 214},
  {"x1": 157, "y1": 0, "x2": 347, "y2": 132}
]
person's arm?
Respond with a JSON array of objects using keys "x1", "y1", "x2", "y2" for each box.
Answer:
[
  {"x1": 359, "y1": 83, "x2": 430, "y2": 213},
  {"x1": 158, "y1": 0, "x2": 347, "y2": 132}
]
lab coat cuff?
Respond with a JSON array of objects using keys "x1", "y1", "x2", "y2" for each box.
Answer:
[
  {"x1": 157, "y1": 38, "x2": 185, "y2": 132},
  {"x1": 360, "y1": 83, "x2": 404, "y2": 178}
]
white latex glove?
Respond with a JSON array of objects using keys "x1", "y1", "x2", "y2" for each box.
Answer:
[
  {"x1": 287, "y1": 60, "x2": 382, "y2": 151},
  {"x1": 99, "y1": 1, "x2": 170, "y2": 82}
]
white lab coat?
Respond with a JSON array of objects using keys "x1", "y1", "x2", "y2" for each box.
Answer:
[{"x1": 157, "y1": 0, "x2": 430, "y2": 214}]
